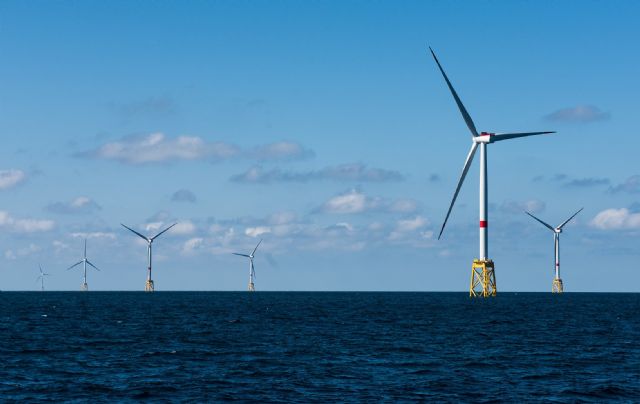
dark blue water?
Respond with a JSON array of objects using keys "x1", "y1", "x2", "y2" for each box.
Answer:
[{"x1": 1, "y1": 292, "x2": 638, "y2": 401}]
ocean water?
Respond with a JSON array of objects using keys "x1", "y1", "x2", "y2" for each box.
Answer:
[{"x1": 0, "y1": 292, "x2": 638, "y2": 402}]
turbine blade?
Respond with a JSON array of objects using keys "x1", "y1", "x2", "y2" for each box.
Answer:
[
  {"x1": 66, "y1": 261, "x2": 83, "y2": 271},
  {"x1": 429, "y1": 47, "x2": 478, "y2": 137},
  {"x1": 491, "y1": 131, "x2": 555, "y2": 142},
  {"x1": 121, "y1": 224, "x2": 149, "y2": 242},
  {"x1": 558, "y1": 207, "x2": 584, "y2": 230},
  {"x1": 39, "y1": 264, "x2": 43, "y2": 275},
  {"x1": 525, "y1": 211, "x2": 555, "y2": 231},
  {"x1": 438, "y1": 142, "x2": 478, "y2": 239},
  {"x1": 232, "y1": 253, "x2": 251, "y2": 258},
  {"x1": 84, "y1": 239, "x2": 87, "y2": 258},
  {"x1": 151, "y1": 222, "x2": 177, "y2": 241},
  {"x1": 87, "y1": 260, "x2": 101, "y2": 271},
  {"x1": 251, "y1": 239, "x2": 262, "y2": 256}
]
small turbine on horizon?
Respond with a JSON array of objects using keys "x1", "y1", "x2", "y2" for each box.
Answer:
[
  {"x1": 525, "y1": 208, "x2": 583, "y2": 293},
  {"x1": 36, "y1": 265, "x2": 51, "y2": 292},
  {"x1": 430, "y1": 47, "x2": 555, "y2": 297},
  {"x1": 67, "y1": 239, "x2": 100, "y2": 291},
  {"x1": 121, "y1": 222, "x2": 177, "y2": 292},
  {"x1": 233, "y1": 239, "x2": 262, "y2": 292}
]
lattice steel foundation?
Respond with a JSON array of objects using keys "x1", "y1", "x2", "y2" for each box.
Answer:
[
  {"x1": 552, "y1": 278, "x2": 563, "y2": 293},
  {"x1": 470, "y1": 259, "x2": 496, "y2": 297}
]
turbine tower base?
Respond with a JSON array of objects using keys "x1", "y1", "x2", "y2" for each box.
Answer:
[
  {"x1": 81, "y1": 283, "x2": 88, "y2": 292},
  {"x1": 248, "y1": 282, "x2": 255, "y2": 292},
  {"x1": 552, "y1": 278, "x2": 563, "y2": 293},
  {"x1": 145, "y1": 279, "x2": 154, "y2": 292},
  {"x1": 470, "y1": 259, "x2": 496, "y2": 297}
]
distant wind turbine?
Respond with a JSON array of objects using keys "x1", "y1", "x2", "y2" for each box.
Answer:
[
  {"x1": 36, "y1": 265, "x2": 51, "y2": 292},
  {"x1": 525, "y1": 208, "x2": 583, "y2": 293},
  {"x1": 430, "y1": 47, "x2": 555, "y2": 297},
  {"x1": 67, "y1": 239, "x2": 100, "y2": 291},
  {"x1": 233, "y1": 239, "x2": 262, "y2": 291},
  {"x1": 121, "y1": 222, "x2": 177, "y2": 292}
]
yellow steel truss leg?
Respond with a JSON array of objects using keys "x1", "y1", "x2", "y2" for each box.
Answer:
[
  {"x1": 552, "y1": 278, "x2": 563, "y2": 293},
  {"x1": 145, "y1": 279, "x2": 155, "y2": 292},
  {"x1": 248, "y1": 281, "x2": 255, "y2": 292},
  {"x1": 470, "y1": 259, "x2": 496, "y2": 297}
]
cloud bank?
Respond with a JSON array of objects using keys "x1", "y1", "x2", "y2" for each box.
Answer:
[
  {"x1": 609, "y1": 175, "x2": 640, "y2": 194},
  {"x1": 79, "y1": 133, "x2": 311, "y2": 165},
  {"x1": 46, "y1": 196, "x2": 102, "y2": 214},
  {"x1": 545, "y1": 105, "x2": 610, "y2": 123},
  {"x1": 230, "y1": 163, "x2": 404, "y2": 184},
  {"x1": 590, "y1": 208, "x2": 640, "y2": 230},
  {"x1": 0, "y1": 211, "x2": 55, "y2": 233},
  {"x1": 0, "y1": 169, "x2": 27, "y2": 190},
  {"x1": 316, "y1": 189, "x2": 419, "y2": 214},
  {"x1": 171, "y1": 189, "x2": 197, "y2": 203}
]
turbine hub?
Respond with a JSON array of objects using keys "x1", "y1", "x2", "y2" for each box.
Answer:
[{"x1": 474, "y1": 132, "x2": 495, "y2": 143}]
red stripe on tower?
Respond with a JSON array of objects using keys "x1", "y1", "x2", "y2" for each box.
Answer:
[{"x1": 479, "y1": 220, "x2": 487, "y2": 228}]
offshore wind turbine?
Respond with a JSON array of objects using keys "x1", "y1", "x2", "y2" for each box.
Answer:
[
  {"x1": 526, "y1": 208, "x2": 583, "y2": 293},
  {"x1": 121, "y1": 222, "x2": 177, "y2": 292},
  {"x1": 66, "y1": 239, "x2": 100, "y2": 291},
  {"x1": 36, "y1": 265, "x2": 50, "y2": 291},
  {"x1": 430, "y1": 47, "x2": 555, "y2": 297},
  {"x1": 233, "y1": 239, "x2": 262, "y2": 291}
]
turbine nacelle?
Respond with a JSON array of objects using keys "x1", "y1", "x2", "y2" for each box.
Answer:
[{"x1": 474, "y1": 132, "x2": 495, "y2": 143}]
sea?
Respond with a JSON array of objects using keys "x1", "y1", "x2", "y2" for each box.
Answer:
[{"x1": 0, "y1": 292, "x2": 638, "y2": 402}]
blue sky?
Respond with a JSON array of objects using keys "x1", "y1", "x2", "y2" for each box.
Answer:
[{"x1": 0, "y1": 1, "x2": 639, "y2": 291}]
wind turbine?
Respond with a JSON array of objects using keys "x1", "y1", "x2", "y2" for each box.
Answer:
[
  {"x1": 430, "y1": 47, "x2": 555, "y2": 297},
  {"x1": 121, "y1": 222, "x2": 177, "y2": 292},
  {"x1": 36, "y1": 265, "x2": 51, "y2": 291},
  {"x1": 526, "y1": 208, "x2": 583, "y2": 293},
  {"x1": 67, "y1": 239, "x2": 100, "y2": 291},
  {"x1": 233, "y1": 239, "x2": 262, "y2": 291}
]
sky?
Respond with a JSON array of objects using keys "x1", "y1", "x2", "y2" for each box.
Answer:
[{"x1": 0, "y1": 1, "x2": 639, "y2": 291}]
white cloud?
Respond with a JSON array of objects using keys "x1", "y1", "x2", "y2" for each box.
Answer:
[
  {"x1": 182, "y1": 237, "x2": 204, "y2": 255},
  {"x1": 320, "y1": 190, "x2": 368, "y2": 214},
  {"x1": 83, "y1": 133, "x2": 239, "y2": 164},
  {"x1": 172, "y1": 221, "x2": 196, "y2": 235},
  {"x1": 4, "y1": 243, "x2": 41, "y2": 260},
  {"x1": 0, "y1": 169, "x2": 27, "y2": 190},
  {"x1": 70, "y1": 232, "x2": 116, "y2": 240},
  {"x1": 0, "y1": 211, "x2": 55, "y2": 233},
  {"x1": 80, "y1": 134, "x2": 313, "y2": 165},
  {"x1": 144, "y1": 222, "x2": 164, "y2": 233},
  {"x1": 317, "y1": 189, "x2": 419, "y2": 215},
  {"x1": 590, "y1": 208, "x2": 640, "y2": 230},
  {"x1": 46, "y1": 196, "x2": 102, "y2": 214},
  {"x1": 52, "y1": 240, "x2": 70, "y2": 253},
  {"x1": 388, "y1": 216, "x2": 429, "y2": 240},
  {"x1": 245, "y1": 226, "x2": 271, "y2": 237}
]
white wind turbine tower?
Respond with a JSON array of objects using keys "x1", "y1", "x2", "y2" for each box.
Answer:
[
  {"x1": 233, "y1": 239, "x2": 262, "y2": 291},
  {"x1": 67, "y1": 239, "x2": 100, "y2": 291},
  {"x1": 430, "y1": 47, "x2": 555, "y2": 297},
  {"x1": 526, "y1": 208, "x2": 583, "y2": 293},
  {"x1": 121, "y1": 222, "x2": 177, "y2": 292},
  {"x1": 36, "y1": 265, "x2": 51, "y2": 292}
]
